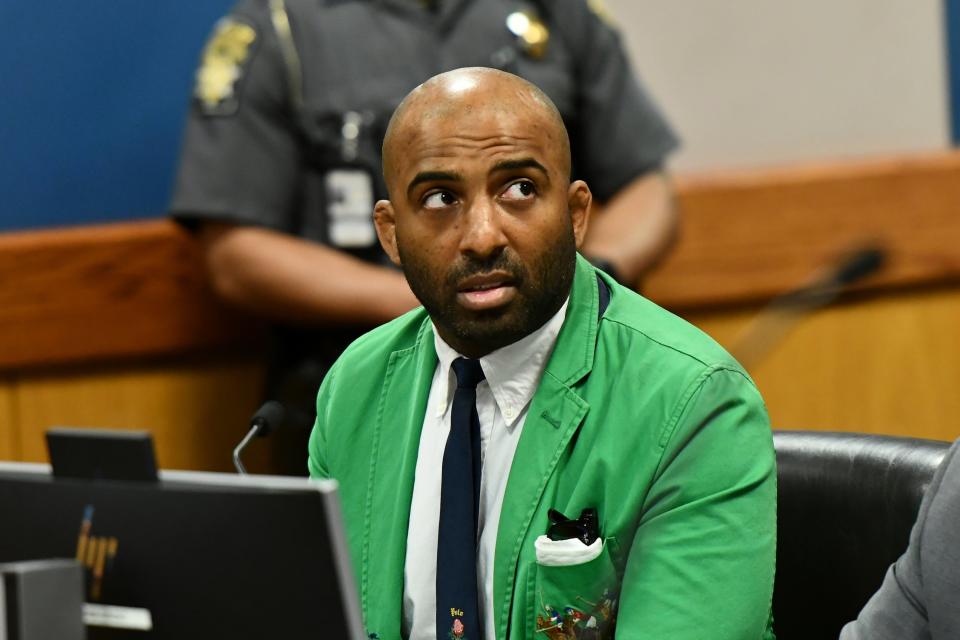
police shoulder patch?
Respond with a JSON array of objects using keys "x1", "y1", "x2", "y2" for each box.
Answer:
[{"x1": 194, "y1": 18, "x2": 258, "y2": 116}]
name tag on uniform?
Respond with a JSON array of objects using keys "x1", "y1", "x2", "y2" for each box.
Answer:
[{"x1": 325, "y1": 169, "x2": 376, "y2": 248}]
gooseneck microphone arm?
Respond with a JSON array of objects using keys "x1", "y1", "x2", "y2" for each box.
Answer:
[
  {"x1": 232, "y1": 430, "x2": 259, "y2": 475},
  {"x1": 233, "y1": 401, "x2": 287, "y2": 475},
  {"x1": 731, "y1": 246, "x2": 886, "y2": 370}
]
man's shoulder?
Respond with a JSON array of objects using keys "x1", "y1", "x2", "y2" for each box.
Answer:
[
  {"x1": 226, "y1": 0, "x2": 337, "y2": 22},
  {"x1": 600, "y1": 282, "x2": 746, "y2": 378},
  {"x1": 271, "y1": 0, "x2": 369, "y2": 18},
  {"x1": 224, "y1": 0, "x2": 270, "y2": 22},
  {"x1": 229, "y1": 0, "x2": 332, "y2": 11},
  {"x1": 335, "y1": 305, "x2": 431, "y2": 368},
  {"x1": 926, "y1": 437, "x2": 960, "y2": 531}
]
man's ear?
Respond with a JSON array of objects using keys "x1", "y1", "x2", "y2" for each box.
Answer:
[
  {"x1": 568, "y1": 180, "x2": 592, "y2": 249},
  {"x1": 373, "y1": 199, "x2": 402, "y2": 266}
]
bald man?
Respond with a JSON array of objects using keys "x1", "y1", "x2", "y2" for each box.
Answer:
[{"x1": 309, "y1": 68, "x2": 776, "y2": 640}]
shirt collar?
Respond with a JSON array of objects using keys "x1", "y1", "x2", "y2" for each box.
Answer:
[{"x1": 432, "y1": 297, "x2": 569, "y2": 428}]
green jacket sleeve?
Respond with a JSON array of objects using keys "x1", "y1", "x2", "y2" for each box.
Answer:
[
  {"x1": 307, "y1": 360, "x2": 339, "y2": 479},
  {"x1": 617, "y1": 366, "x2": 777, "y2": 639}
]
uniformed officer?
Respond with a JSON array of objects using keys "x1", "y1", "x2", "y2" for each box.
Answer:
[{"x1": 170, "y1": 0, "x2": 679, "y2": 471}]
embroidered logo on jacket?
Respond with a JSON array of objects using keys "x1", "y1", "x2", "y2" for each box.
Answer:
[{"x1": 536, "y1": 589, "x2": 618, "y2": 639}]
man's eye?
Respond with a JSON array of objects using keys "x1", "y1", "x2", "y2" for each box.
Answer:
[
  {"x1": 423, "y1": 191, "x2": 457, "y2": 209},
  {"x1": 502, "y1": 180, "x2": 536, "y2": 200}
]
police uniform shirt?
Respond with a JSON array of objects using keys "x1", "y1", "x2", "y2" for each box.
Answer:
[{"x1": 170, "y1": 0, "x2": 679, "y2": 260}]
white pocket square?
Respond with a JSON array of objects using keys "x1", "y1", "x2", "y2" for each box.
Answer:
[{"x1": 534, "y1": 535, "x2": 603, "y2": 567}]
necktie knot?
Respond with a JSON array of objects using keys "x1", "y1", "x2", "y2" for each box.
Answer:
[{"x1": 452, "y1": 357, "x2": 485, "y2": 390}]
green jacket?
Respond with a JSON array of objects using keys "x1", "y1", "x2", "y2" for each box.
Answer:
[{"x1": 309, "y1": 255, "x2": 776, "y2": 639}]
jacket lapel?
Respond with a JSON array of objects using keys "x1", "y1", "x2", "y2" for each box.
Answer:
[
  {"x1": 491, "y1": 255, "x2": 600, "y2": 636},
  {"x1": 362, "y1": 318, "x2": 437, "y2": 638}
]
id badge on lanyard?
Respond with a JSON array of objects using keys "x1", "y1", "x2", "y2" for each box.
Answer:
[{"x1": 324, "y1": 167, "x2": 376, "y2": 248}]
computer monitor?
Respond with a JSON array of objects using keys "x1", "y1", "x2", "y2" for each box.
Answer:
[
  {"x1": 0, "y1": 462, "x2": 364, "y2": 639},
  {"x1": 46, "y1": 427, "x2": 159, "y2": 483}
]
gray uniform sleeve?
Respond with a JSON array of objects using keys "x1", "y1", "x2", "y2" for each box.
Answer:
[
  {"x1": 169, "y1": 0, "x2": 301, "y2": 231},
  {"x1": 839, "y1": 439, "x2": 960, "y2": 640},
  {"x1": 553, "y1": 0, "x2": 679, "y2": 201}
]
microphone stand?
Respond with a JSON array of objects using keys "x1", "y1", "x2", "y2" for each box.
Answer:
[
  {"x1": 233, "y1": 401, "x2": 286, "y2": 475},
  {"x1": 233, "y1": 427, "x2": 260, "y2": 475}
]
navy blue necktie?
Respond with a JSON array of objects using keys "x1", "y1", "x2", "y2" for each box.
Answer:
[{"x1": 436, "y1": 357, "x2": 485, "y2": 640}]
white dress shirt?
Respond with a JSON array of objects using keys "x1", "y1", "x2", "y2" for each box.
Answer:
[{"x1": 402, "y1": 298, "x2": 569, "y2": 640}]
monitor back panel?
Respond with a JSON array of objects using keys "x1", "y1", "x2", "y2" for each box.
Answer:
[{"x1": 0, "y1": 469, "x2": 354, "y2": 639}]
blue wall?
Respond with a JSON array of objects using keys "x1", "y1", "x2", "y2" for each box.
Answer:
[
  {"x1": 948, "y1": 0, "x2": 960, "y2": 143},
  {"x1": 2, "y1": 2, "x2": 959, "y2": 232},
  {"x1": 0, "y1": 1, "x2": 234, "y2": 231}
]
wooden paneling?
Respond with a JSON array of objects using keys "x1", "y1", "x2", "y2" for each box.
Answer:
[
  {"x1": 13, "y1": 355, "x2": 268, "y2": 472},
  {"x1": 2, "y1": 152, "x2": 959, "y2": 371},
  {"x1": 0, "y1": 220, "x2": 263, "y2": 370},
  {"x1": 686, "y1": 284, "x2": 960, "y2": 442},
  {"x1": 646, "y1": 152, "x2": 960, "y2": 309}
]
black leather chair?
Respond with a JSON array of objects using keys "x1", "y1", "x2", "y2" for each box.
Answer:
[{"x1": 771, "y1": 431, "x2": 951, "y2": 639}]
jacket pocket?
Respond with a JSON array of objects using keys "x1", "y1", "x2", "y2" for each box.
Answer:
[{"x1": 529, "y1": 538, "x2": 620, "y2": 639}]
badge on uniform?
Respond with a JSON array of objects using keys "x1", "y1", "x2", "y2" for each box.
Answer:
[
  {"x1": 194, "y1": 18, "x2": 257, "y2": 116},
  {"x1": 505, "y1": 6, "x2": 549, "y2": 59},
  {"x1": 325, "y1": 169, "x2": 376, "y2": 248}
]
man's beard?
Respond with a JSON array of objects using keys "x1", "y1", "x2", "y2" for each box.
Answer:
[{"x1": 398, "y1": 232, "x2": 576, "y2": 355}]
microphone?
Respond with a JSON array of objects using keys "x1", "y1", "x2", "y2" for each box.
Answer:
[
  {"x1": 830, "y1": 247, "x2": 885, "y2": 288},
  {"x1": 233, "y1": 401, "x2": 286, "y2": 474},
  {"x1": 731, "y1": 245, "x2": 886, "y2": 369}
]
